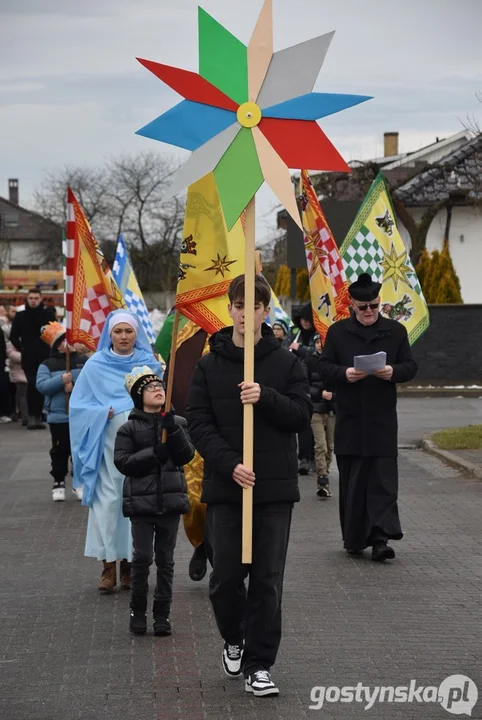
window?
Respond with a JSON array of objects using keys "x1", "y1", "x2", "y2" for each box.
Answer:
[{"x1": 3, "y1": 212, "x2": 19, "y2": 227}]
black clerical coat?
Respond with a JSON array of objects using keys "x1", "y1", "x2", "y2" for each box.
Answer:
[{"x1": 318, "y1": 315, "x2": 417, "y2": 458}]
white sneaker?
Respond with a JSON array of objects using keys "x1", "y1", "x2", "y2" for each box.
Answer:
[
  {"x1": 52, "y1": 487, "x2": 66, "y2": 502},
  {"x1": 72, "y1": 487, "x2": 83, "y2": 501},
  {"x1": 245, "y1": 670, "x2": 279, "y2": 697},
  {"x1": 222, "y1": 642, "x2": 244, "y2": 678},
  {"x1": 0, "y1": 416, "x2": 12, "y2": 423}
]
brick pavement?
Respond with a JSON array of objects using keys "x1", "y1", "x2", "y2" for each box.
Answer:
[{"x1": 0, "y1": 414, "x2": 481, "y2": 720}]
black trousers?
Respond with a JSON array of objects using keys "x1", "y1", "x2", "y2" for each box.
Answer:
[
  {"x1": 206, "y1": 502, "x2": 292, "y2": 675},
  {"x1": 0, "y1": 374, "x2": 12, "y2": 416},
  {"x1": 337, "y1": 455, "x2": 403, "y2": 550},
  {"x1": 25, "y1": 370, "x2": 45, "y2": 418},
  {"x1": 130, "y1": 515, "x2": 180, "y2": 616},
  {"x1": 49, "y1": 422, "x2": 71, "y2": 486},
  {"x1": 298, "y1": 425, "x2": 313, "y2": 462}
]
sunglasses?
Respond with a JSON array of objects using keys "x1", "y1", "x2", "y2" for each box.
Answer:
[
  {"x1": 355, "y1": 302, "x2": 380, "y2": 311},
  {"x1": 144, "y1": 383, "x2": 164, "y2": 393}
]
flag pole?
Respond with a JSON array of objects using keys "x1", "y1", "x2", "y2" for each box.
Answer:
[
  {"x1": 242, "y1": 196, "x2": 255, "y2": 564},
  {"x1": 162, "y1": 308, "x2": 180, "y2": 443},
  {"x1": 64, "y1": 347, "x2": 71, "y2": 413}
]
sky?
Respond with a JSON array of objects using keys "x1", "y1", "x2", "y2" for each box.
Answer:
[{"x1": 0, "y1": 0, "x2": 481, "y2": 243}]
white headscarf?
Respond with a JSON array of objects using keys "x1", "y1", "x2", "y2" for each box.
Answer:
[{"x1": 107, "y1": 312, "x2": 139, "y2": 335}]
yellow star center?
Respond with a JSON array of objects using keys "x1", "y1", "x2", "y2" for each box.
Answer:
[
  {"x1": 380, "y1": 244, "x2": 413, "y2": 292},
  {"x1": 237, "y1": 102, "x2": 262, "y2": 128}
]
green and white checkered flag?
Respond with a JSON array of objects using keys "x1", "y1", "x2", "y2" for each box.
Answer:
[
  {"x1": 340, "y1": 173, "x2": 429, "y2": 345},
  {"x1": 343, "y1": 226, "x2": 384, "y2": 284}
]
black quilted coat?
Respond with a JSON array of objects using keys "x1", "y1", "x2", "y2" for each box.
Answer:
[{"x1": 114, "y1": 409, "x2": 194, "y2": 517}]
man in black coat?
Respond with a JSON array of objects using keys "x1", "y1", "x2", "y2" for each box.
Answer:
[
  {"x1": 319, "y1": 273, "x2": 417, "y2": 562},
  {"x1": 10, "y1": 287, "x2": 56, "y2": 429},
  {"x1": 186, "y1": 274, "x2": 311, "y2": 698}
]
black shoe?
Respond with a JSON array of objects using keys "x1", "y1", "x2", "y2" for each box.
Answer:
[
  {"x1": 153, "y1": 600, "x2": 172, "y2": 636},
  {"x1": 316, "y1": 477, "x2": 331, "y2": 498},
  {"x1": 153, "y1": 616, "x2": 172, "y2": 637},
  {"x1": 245, "y1": 670, "x2": 279, "y2": 697},
  {"x1": 188, "y1": 543, "x2": 207, "y2": 582},
  {"x1": 346, "y1": 548, "x2": 364, "y2": 556},
  {"x1": 35, "y1": 417, "x2": 46, "y2": 429},
  {"x1": 371, "y1": 542, "x2": 395, "y2": 562},
  {"x1": 129, "y1": 596, "x2": 147, "y2": 635},
  {"x1": 298, "y1": 459, "x2": 310, "y2": 476},
  {"x1": 27, "y1": 417, "x2": 36, "y2": 430},
  {"x1": 222, "y1": 641, "x2": 244, "y2": 678}
]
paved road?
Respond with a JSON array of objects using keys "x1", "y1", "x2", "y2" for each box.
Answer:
[
  {"x1": 1, "y1": 399, "x2": 481, "y2": 720},
  {"x1": 397, "y1": 397, "x2": 482, "y2": 446}
]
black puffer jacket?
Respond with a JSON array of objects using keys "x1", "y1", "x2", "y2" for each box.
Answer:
[
  {"x1": 186, "y1": 324, "x2": 312, "y2": 505},
  {"x1": 114, "y1": 409, "x2": 194, "y2": 517},
  {"x1": 291, "y1": 302, "x2": 316, "y2": 359},
  {"x1": 303, "y1": 351, "x2": 336, "y2": 414}
]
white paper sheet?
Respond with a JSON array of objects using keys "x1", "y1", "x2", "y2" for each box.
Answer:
[{"x1": 354, "y1": 351, "x2": 387, "y2": 374}]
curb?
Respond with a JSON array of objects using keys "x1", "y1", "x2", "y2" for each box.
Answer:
[
  {"x1": 398, "y1": 388, "x2": 482, "y2": 398},
  {"x1": 421, "y1": 433, "x2": 482, "y2": 480}
]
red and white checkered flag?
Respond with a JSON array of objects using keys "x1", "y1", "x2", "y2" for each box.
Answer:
[{"x1": 64, "y1": 188, "x2": 125, "y2": 350}]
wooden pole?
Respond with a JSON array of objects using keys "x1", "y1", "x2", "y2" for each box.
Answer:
[
  {"x1": 162, "y1": 308, "x2": 180, "y2": 443},
  {"x1": 65, "y1": 347, "x2": 71, "y2": 414},
  {"x1": 242, "y1": 197, "x2": 256, "y2": 564}
]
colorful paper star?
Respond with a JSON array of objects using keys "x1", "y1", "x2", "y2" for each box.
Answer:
[{"x1": 136, "y1": 0, "x2": 371, "y2": 229}]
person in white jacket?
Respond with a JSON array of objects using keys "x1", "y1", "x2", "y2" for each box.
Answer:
[{"x1": 2, "y1": 306, "x2": 28, "y2": 425}]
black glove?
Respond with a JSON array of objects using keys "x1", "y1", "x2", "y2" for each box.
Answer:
[
  {"x1": 161, "y1": 411, "x2": 176, "y2": 433},
  {"x1": 154, "y1": 443, "x2": 169, "y2": 463}
]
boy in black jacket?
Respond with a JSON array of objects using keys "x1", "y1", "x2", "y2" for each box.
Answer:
[
  {"x1": 114, "y1": 366, "x2": 194, "y2": 636},
  {"x1": 303, "y1": 334, "x2": 335, "y2": 499},
  {"x1": 186, "y1": 275, "x2": 312, "y2": 697}
]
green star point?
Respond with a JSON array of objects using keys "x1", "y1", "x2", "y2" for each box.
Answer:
[{"x1": 198, "y1": 6, "x2": 248, "y2": 105}]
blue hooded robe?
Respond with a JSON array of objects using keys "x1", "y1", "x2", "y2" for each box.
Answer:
[{"x1": 69, "y1": 310, "x2": 162, "y2": 561}]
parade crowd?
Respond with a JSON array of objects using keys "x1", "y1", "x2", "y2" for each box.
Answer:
[{"x1": 0, "y1": 271, "x2": 417, "y2": 698}]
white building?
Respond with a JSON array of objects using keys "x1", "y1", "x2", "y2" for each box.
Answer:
[{"x1": 393, "y1": 134, "x2": 482, "y2": 303}]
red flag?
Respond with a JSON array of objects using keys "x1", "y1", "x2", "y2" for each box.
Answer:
[{"x1": 64, "y1": 188, "x2": 125, "y2": 350}]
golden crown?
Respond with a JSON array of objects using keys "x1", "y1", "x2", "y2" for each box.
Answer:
[
  {"x1": 125, "y1": 365, "x2": 157, "y2": 394},
  {"x1": 40, "y1": 321, "x2": 66, "y2": 348}
]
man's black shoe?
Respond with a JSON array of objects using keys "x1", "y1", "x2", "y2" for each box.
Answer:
[
  {"x1": 316, "y1": 477, "x2": 331, "y2": 498},
  {"x1": 189, "y1": 543, "x2": 207, "y2": 582},
  {"x1": 346, "y1": 548, "x2": 364, "y2": 556},
  {"x1": 298, "y1": 459, "x2": 310, "y2": 475},
  {"x1": 222, "y1": 641, "x2": 244, "y2": 678},
  {"x1": 371, "y1": 542, "x2": 395, "y2": 562}
]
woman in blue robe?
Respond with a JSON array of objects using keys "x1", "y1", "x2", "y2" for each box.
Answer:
[{"x1": 69, "y1": 310, "x2": 162, "y2": 593}]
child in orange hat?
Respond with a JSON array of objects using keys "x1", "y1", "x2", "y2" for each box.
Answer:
[{"x1": 36, "y1": 322, "x2": 89, "y2": 502}]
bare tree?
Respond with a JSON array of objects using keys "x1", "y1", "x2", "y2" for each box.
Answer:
[
  {"x1": 34, "y1": 165, "x2": 110, "y2": 227},
  {"x1": 32, "y1": 151, "x2": 184, "y2": 291},
  {"x1": 459, "y1": 90, "x2": 482, "y2": 137}
]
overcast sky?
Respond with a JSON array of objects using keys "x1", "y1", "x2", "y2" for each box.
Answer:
[{"x1": 1, "y1": 0, "x2": 481, "y2": 242}]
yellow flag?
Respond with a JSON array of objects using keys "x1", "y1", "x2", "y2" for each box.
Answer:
[
  {"x1": 176, "y1": 173, "x2": 245, "y2": 334},
  {"x1": 300, "y1": 170, "x2": 350, "y2": 341},
  {"x1": 340, "y1": 174, "x2": 429, "y2": 344}
]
